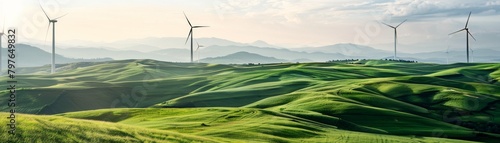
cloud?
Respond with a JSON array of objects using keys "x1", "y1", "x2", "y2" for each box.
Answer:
[
  {"x1": 385, "y1": 0, "x2": 440, "y2": 17},
  {"x1": 212, "y1": 0, "x2": 500, "y2": 25},
  {"x1": 213, "y1": 0, "x2": 384, "y2": 24},
  {"x1": 383, "y1": 0, "x2": 500, "y2": 20}
]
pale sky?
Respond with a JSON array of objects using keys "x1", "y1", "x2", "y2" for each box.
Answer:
[{"x1": 2, "y1": 0, "x2": 500, "y2": 52}]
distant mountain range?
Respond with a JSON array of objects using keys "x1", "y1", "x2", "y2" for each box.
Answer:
[
  {"x1": 2, "y1": 44, "x2": 112, "y2": 68},
  {"x1": 200, "y1": 51, "x2": 287, "y2": 64},
  {"x1": 58, "y1": 37, "x2": 266, "y2": 52},
  {"x1": 155, "y1": 45, "x2": 347, "y2": 62},
  {"x1": 17, "y1": 37, "x2": 500, "y2": 66},
  {"x1": 294, "y1": 43, "x2": 391, "y2": 58}
]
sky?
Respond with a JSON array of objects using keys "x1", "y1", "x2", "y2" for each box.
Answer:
[{"x1": 1, "y1": 0, "x2": 500, "y2": 53}]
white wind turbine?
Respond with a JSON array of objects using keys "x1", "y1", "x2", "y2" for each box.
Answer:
[
  {"x1": 40, "y1": 2, "x2": 68, "y2": 74},
  {"x1": 184, "y1": 12, "x2": 208, "y2": 63},
  {"x1": 382, "y1": 19, "x2": 407, "y2": 60},
  {"x1": 196, "y1": 42, "x2": 203, "y2": 63},
  {"x1": 449, "y1": 12, "x2": 476, "y2": 63}
]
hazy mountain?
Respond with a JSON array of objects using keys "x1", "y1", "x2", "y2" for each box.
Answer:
[
  {"x1": 201, "y1": 52, "x2": 287, "y2": 64},
  {"x1": 56, "y1": 46, "x2": 188, "y2": 62},
  {"x1": 122, "y1": 44, "x2": 163, "y2": 52},
  {"x1": 295, "y1": 43, "x2": 391, "y2": 58},
  {"x1": 22, "y1": 37, "x2": 500, "y2": 65},
  {"x1": 250, "y1": 40, "x2": 278, "y2": 48},
  {"x1": 295, "y1": 43, "x2": 500, "y2": 63},
  {"x1": 400, "y1": 48, "x2": 500, "y2": 63},
  {"x1": 57, "y1": 37, "x2": 284, "y2": 52},
  {"x1": 373, "y1": 32, "x2": 500, "y2": 54},
  {"x1": 2, "y1": 44, "x2": 112, "y2": 67},
  {"x1": 108, "y1": 37, "x2": 243, "y2": 51},
  {"x1": 186, "y1": 45, "x2": 347, "y2": 61}
]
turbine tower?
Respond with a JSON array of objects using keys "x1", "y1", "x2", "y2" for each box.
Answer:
[
  {"x1": 382, "y1": 19, "x2": 407, "y2": 60},
  {"x1": 40, "y1": 2, "x2": 67, "y2": 74},
  {"x1": 449, "y1": 12, "x2": 476, "y2": 63},
  {"x1": 184, "y1": 12, "x2": 208, "y2": 63},
  {"x1": 196, "y1": 42, "x2": 204, "y2": 63}
]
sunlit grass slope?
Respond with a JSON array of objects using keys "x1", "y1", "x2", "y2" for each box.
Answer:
[
  {"x1": 0, "y1": 112, "x2": 220, "y2": 143},
  {"x1": 58, "y1": 108, "x2": 475, "y2": 143}
]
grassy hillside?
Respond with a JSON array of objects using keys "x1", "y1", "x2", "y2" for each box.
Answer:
[
  {"x1": 56, "y1": 108, "x2": 475, "y2": 143},
  {"x1": 1, "y1": 59, "x2": 499, "y2": 142},
  {"x1": 0, "y1": 112, "x2": 219, "y2": 143}
]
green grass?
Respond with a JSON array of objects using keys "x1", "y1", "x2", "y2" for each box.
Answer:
[
  {"x1": 56, "y1": 108, "x2": 476, "y2": 143},
  {"x1": 1, "y1": 59, "x2": 499, "y2": 142},
  {"x1": 0, "y1": 112, "x2": 220, "y2": 143}
]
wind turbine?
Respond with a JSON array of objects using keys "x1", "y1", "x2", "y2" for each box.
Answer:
[
  {"x1": 40, "y1": 2, "x2": 67, "y2": 74},
  {"x1": 449, "y1": 12, "x2": 476, "y2": 63},
  {"x1": 196, "y1": 42, "x2": 203, "y2": 63},
  {"x1": 184, "y1": 12, "x2": 208, "y2": 63},
  {"x1": 382, "y1": 19, "x2": 407, "y2": 60}
]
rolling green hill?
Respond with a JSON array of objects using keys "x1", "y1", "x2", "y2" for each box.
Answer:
[
  {"x1": 1, "y1": 59, "x2": 499, "y2": 142},
  {"x1": 200, "y1": 51, "x2": 287, "y2": 64},
  {"x1": 0, "y1": 112, "x2": 220, "y2": 143}
]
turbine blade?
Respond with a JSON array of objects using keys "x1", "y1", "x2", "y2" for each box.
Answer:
[
  {"x1": 45, "y1": 22, "x2": 51, "y2": 43},
  {"x1": 468, "y1": 31, "x2": 477, "y2": 41},
  {"x1": 185, "y1": 29, "x2": 192, "y2": 45},
  {"x1": 39, "y1": 1, "x2": 51, "y2": 20},
  {"x1": 448, "y1": 28, "x2": 465, "y2": 35},
  {"x1": 465, "y1": 11, "x2": 471, "y2": 28},
  {"x1": 193, "y1": 26, "x2": 209, "y2": 28},
  {"x1": 54, "y1": 13, "x2": 69, "y2": 20},
  {"x1": 381, "y1": 22, "x2": 395, "y2": 28},
  {"x1": 183, "y1": 12, "x2": 192, "y2": 27},
  {"x1": 395, "y1": 19, "x2": 407, "y2": 28}
]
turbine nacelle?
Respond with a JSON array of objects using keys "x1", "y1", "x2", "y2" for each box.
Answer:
[
  {"x1": 382, "y1": 19, "x2": 407, "y2": 29},
  {"x1": 196, "y1": 42, "x2": 204, "y2": 51}
]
